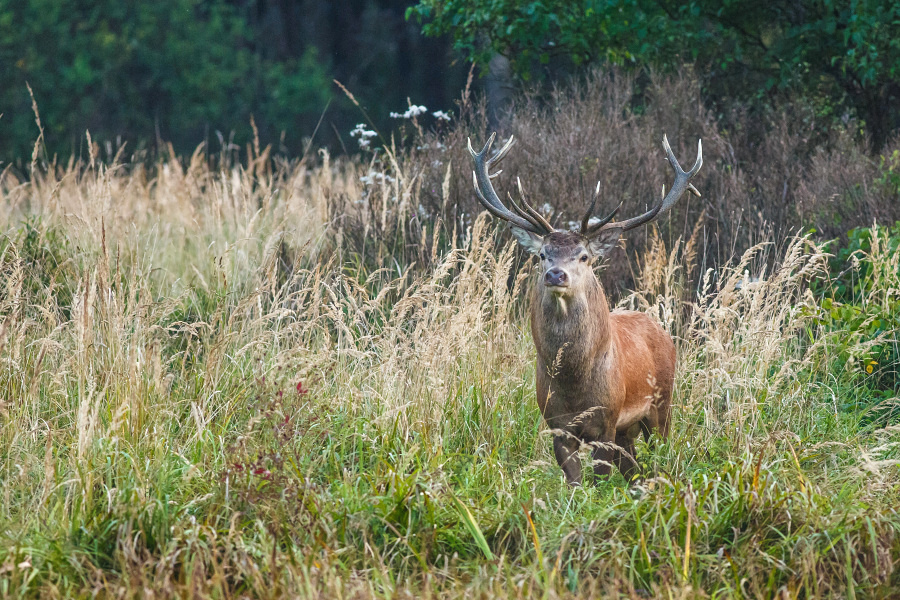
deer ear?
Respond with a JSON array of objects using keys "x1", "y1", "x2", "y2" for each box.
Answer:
[
  {"x1": 586, "y1": 227, "x2": 623, "y2": 258},
  {"x1": 509, "y1": 225, "x2": 543, "y2": 254}
]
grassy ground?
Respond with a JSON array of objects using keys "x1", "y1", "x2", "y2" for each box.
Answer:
[{"x1": 1, "y1": 130, "x2": 899, "y2": 598}]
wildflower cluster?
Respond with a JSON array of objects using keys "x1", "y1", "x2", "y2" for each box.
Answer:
[
  {"x1": 359, "y1": 172, "x2": 395, "y2": 187},
  {"x1": 350, "y1": 123, "x2": 377, "y2": 149},
  {"x1": 390, "y1": 105, "x2": 428, "y2": 119},
  {"x1": 389, "y1": 105, "x2": 452, "y2": 122},
  {"x1": 349, "y1": 105, "x2": 452, "y2": 156}
]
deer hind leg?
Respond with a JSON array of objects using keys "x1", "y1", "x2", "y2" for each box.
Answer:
[
  {"x1": 553, "y1": 435, "x2": 583, "y2": 487},
  {"x1": 656, "y1": 394, "x2": 671, "y2": 438},
  {"x1": 639, "y1": 412, "x2": 658, "y2": 447},
  {"x1": 639, "y1": 387, "x2": 671, "y2": 446},
  {"x1": 652, "y1": 375, "x2": 673, "y2": 440},
  {"x1": 638, "y1": 412, "x2": 666, "y2": 479}
]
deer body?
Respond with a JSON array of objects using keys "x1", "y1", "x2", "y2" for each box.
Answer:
[
  {"x1": 468, "y1": 133, "x2": 701, "y2": 485},
  {"x1": 532, "y1": 272, "x2": 674, "y2": 484}
]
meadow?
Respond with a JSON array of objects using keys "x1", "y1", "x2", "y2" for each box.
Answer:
[{"x1": 1, "y1": 73, "x2": 899, "y2": 598}]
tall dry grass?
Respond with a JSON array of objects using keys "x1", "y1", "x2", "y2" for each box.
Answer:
[{"x1": 0, "y1": 73, "x2": 898, "y2": 598}]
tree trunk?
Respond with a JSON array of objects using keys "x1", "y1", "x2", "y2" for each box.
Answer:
[{"x1": 485, "y1": 52, "x2": 513, "y2": 132}]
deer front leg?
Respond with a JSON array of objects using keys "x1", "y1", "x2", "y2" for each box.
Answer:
[
  {"x1": 587, "y1": 419, "x2": 622, "y2": 484},
  {"x1": 553, "y1": 435, "x2": 582, "y2": 486},
  {"x1": 614, "y1": 433, "x2": 641, "y2": 483},
  {"x1": 590, "y1": 437, "x2": 615, "y2": 483},
  {"x1": 579, "y1": 412, "x2": 617, "y2": 484}
]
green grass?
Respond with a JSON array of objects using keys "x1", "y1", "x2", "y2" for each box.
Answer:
[{"x1": 0, "y1": 152, "x2": 898, "y2": 599}]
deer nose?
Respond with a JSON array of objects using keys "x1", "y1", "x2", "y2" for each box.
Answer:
[{"x1": 544, "y1": 267, "x2": 568, "y2": 287}]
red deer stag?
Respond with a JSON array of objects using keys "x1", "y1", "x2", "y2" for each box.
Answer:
[{"x1": 468, "y1": 133, "x2": 702, "y2": 485}]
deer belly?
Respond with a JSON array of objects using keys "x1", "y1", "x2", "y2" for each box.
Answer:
[{"x1": 615, "y1": 396, "x2": 652, "y2": 431}]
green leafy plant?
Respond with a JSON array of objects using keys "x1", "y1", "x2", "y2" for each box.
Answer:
[
  {"x1": 0, "y1": 0, "x2": 331, "y2": 162},
  {"x1": 814, "y1": 223, "x2": 900, "y2": 423},
  {"x1": 409, "y1": 0, "x2": 900, "y2": 147}
]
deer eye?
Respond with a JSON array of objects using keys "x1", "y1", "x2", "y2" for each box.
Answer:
[{"x1": 580, "y1": 254, "x2": 589, "y2": 262}]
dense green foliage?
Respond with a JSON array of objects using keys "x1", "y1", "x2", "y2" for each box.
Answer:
[
  {"x1": 409, "y1": 0, "x2": 900, "y2": 146},
  {"x1": 0, "y1": 0, "x2": 331, "y2": 161},
  {"x1": 0, "y1": 0, "x2": 468, "y2": 164},
  {"x1": 816, "y1": 223, "x2": 900, "y2": 421},
  {"x1": 5, "y1": 0, "x2": 899, "y2": 163}
]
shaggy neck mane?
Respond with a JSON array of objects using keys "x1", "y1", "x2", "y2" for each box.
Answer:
[{"x1": 532, "y1": 276, "x2": 612, "y2": 374}]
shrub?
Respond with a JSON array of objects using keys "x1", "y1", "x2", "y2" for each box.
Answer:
[{"x1": 814, "y1": 223, "x2": 900, "y2": 424}]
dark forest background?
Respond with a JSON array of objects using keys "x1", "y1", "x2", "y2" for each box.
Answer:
[
  {"x1": 2, "y1": 0, "x2": 900, "y2": 164},
  {"x1": 0, "y1": 0, "x2": 469, "y2": 163}
]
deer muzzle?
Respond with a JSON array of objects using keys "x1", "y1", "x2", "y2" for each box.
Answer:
[{"x1": 544, "y1": 267, "x2": 569, "y2": 288}]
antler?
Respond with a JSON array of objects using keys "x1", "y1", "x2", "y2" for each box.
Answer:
[
  {"x1": 468, "y1": 133, "x2": 554, "y2": 235},
  {"x1": 582, "y1": 135, "x2": 702, "y2": 236},
  {"x1": 580, "y1": 182, "x2": 624, "y2": 235}
]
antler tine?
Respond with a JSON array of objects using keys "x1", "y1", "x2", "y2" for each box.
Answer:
[
  {"x1": 515, "y1": 177, "x2": 554, "y2": 232},
  {"x1": 656, "y1": 135, "x2": 703, "y2": 215},
  {"x1": 589, "y1": 199, "x2": 624, "y2": 233},
  {"x1": 506, "y1": 179, "x2": 553, "y2": 233},
  {"x1": 490, "y1": 133, "x2": 517, "y2": 166},
  {"x1": 663, "y1": 134, "x2": 703, "y2": 176},
  {"x1": 468, "y1": 134, "x2": 553, "y2": 235},
  {"x1": 581, "y1": 182, "x2": 625, "y2": 235},
  {"x1": 593, "y1": 135, "x2": 703, "y2": 234},
  {"x1": 507, "y1": 189, "x2": 545, "y2": 232},
  {"x1": 507, "y1": 190, "x2": 551, "y2": 235},
  {"x1": 580, "y1": 182, "x2": 600, "y2": 235}
]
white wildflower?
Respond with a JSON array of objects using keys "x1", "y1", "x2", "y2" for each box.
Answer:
[
  {"x1": 350, "y1": 124, "x2": 377, "y2": 149},
  {"x1": 432, "y1": 110, "x2": 452, "y2": 121},
  {"x1": 391, "y1": 105, "x2": 428, "y2": 119},
  {"x1": 359, "y1": 172, "x2": 395, "y2": 186}
]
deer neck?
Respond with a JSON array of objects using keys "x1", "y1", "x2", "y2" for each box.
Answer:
[{"x1": 532, "y1": 278, "x2": 612, "y2": 375}]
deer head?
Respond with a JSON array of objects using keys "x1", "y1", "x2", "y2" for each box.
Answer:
[{"x1": 468, "y1": 133, "x2": 703, "y2": 300}]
